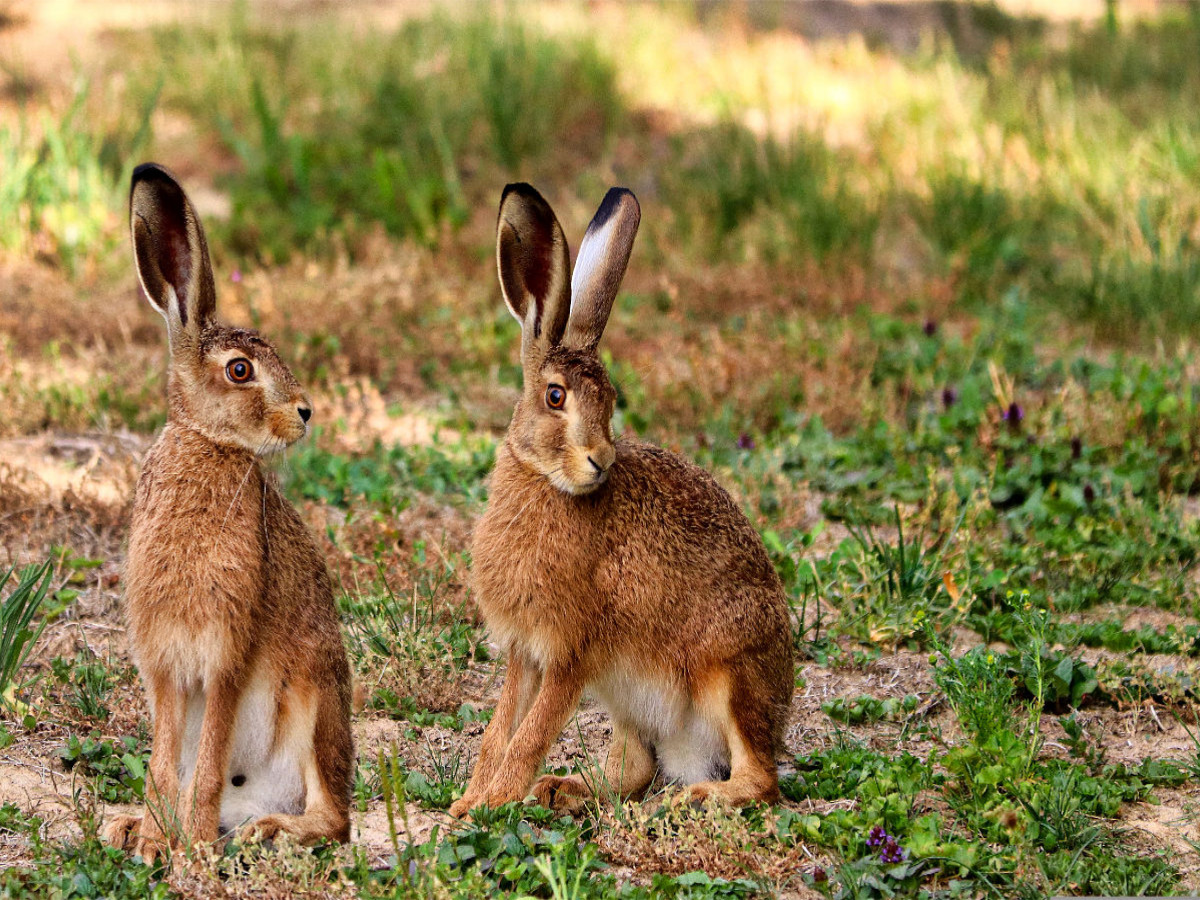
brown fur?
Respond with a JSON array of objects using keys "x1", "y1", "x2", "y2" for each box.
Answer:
[
  {"x1": 103, "y1": 164, "x2": 352, "y2": 861},
  {"x1": 450, "y1": 185, "x2": 793, "y2": 817}
]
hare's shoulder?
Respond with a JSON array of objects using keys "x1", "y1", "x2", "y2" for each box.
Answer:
[
  {"x1": 608, "y1": 439, "x2": 779, "y2": 582},
  {"x1": 611, "y1": 439, "x2": 746, "y2": 524}
]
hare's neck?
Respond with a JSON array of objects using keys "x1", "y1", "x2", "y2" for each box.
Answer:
[
  {"x1": 495, "y1": 441, "x2": 570, "y2": 506},
  {"x1": 157, "y1": 423, "x2": 261, "y2": 485},
  {"x1": 498, "y1": 439, "x2": 539, "y2": 485}
]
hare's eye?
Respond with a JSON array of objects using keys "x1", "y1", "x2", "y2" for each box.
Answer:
[
  {"x1": 226, "y1": 358, "x2": 254, "y2": 384},
  {"x1": 545, "y1": 385, "x2": 566, "y2": 410}
]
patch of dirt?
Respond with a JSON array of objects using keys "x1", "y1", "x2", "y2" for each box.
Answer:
[
  {"x1": 0, "y1": 432, "x2": 141, "y2": 570},
  {"x1": 1119, "y1": 790, "x2": 1200, "y2": 885}
]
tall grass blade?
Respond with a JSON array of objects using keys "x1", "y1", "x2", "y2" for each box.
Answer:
[{"x1": 0, "y1": 560, "x2": 53, "y2": 708}]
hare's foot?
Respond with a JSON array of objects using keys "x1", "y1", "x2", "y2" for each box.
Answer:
[
  {"x1": 531, "y1": 774, "x2": 590, "y2": 813},
  {"x1": 602, "y1": 724, "x2": 656, "y2": 800},
  {"x1": 687, "y1": 762, "x2": 778, "y2": 806},
  {"x1": 245, "y1": 807, "x2": 349, "y2": 846},
  {"x1": 245, "y1": 814, "x2": 291, "y2": 843},
  {"x1": 133, "y1": 835, "x2": 170, "y2": 866},
  {"x1": 102, "y1": 814, "x2": 142, "y2": 851},
  {"x1": 124, "y1": 809, "x2": 174, "y2": 865},
  {"x1": 448, "y1": 794, "x2": 482, "y2": 819}
]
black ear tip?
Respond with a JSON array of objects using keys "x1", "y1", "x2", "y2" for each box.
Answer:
[
  {"x1": 131, "y1": 162, "x2": 181, "y2": 194},
  {"x1": 590, "y1": 187, "x2": 641, "y2": 231},
  {"x1": 501, "y1": 182, "x2": 547, "y2": 204}
]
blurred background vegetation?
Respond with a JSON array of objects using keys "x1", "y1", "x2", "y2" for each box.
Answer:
[{"x1": 5, "y1": 0, "x2": 1200, "y2": 439}]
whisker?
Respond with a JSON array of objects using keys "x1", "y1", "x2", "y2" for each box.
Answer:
[
  {"x1": 494, "y1": 493, "x2": 539, "y2": 547},
  {"x1": 261, "y1": 474, "x2": 271, "y2": 560},
  {"x1": 219, "y1": 443, "x2": 262, "y2": 535}
]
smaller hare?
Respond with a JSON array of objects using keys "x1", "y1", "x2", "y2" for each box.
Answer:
[
  {"x1": 104, "y1": 164, "x2": 353, "y2": 862},
  {"x1": 449, "y1": 184, "x2": 794, "y2": 818}
]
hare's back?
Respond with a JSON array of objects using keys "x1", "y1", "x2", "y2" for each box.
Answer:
[
  {"x1": 261, "y1": 482, "x2": 346, "y2": 655},
  {"x1": 602, "y1": 440, "x2": 788, "y2": 625}
]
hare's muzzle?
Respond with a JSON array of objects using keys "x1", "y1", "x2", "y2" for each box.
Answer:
[{"x1": 582, "y1": 442, "x2": 615, "y2": 487}]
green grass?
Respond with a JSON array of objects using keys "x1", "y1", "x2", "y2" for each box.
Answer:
[{"x1": 0, "y1": 561, "x2": 52, "y2": 709}]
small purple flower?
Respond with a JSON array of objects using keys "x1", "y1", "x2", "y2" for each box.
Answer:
[
  {"x1": 942, "y1": 387, "x2": 958, "y2": 410},
  {"x1": 811, "y1": 866, "x2": 828, "y2": 883},
  {"x1": 408, "y1": 859, "x2": 417, "y2": 880},
  {"x1": 736, "y1": 433, "x2": 755, "y2": 451},
  {"x1": 231, "y1": 269, "x2": 243, "y2": 284},
  {"x1": 1003, "y1": 402, "x2": 1024, "y2": 429},
  {"x1": 923, "y1": 319, "x2": 938, "y2": 337},
  {"x1": 1083, "y1": 483, "x2": 1095, "y2": 504},
  {"x1": 866, "y1": 826, "x2": 907, "y2": 863},
  {"x1": 880, "y1": 837, "x2": 907, "y2": 864},
  {"x1": 1071, "y1": 436, "x2": 1082, "y2": 460}
]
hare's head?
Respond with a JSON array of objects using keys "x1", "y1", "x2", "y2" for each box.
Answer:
[
  {"x1": 130, "y1": 164, "x2": 312, "y2": 455},
  {"x1": 496, "y1": 183, "x2": 640, "y2": 496}
]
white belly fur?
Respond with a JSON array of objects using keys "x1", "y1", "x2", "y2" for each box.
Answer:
[
  {"x1": 177, "y1": 665, "x2": 308, "y2": 832},
  {"x1": 589, "y1": 668, "x2": 728, "y2": 785}
]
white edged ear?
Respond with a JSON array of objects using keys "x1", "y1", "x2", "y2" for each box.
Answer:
[
  {"x1": 496, "y1": 183, "x2": 572, "y2": 359},
  {"x1": 129, "y1": 162, "x2": 216, "y2": 351},
  {"x1": 562, "y1": 188, "x2": 640, "y2": 353}
]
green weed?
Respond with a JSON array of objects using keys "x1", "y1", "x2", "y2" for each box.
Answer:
[
  {"x1": 671, "y1": 120, "x2": 878, "y2": 263},
  {"x1": 57, "y1": 732, "x2": 148, "y2": 805},
  {"x1": 0, "y1": 560, "x2": 52, "y2": 709},
  {"x1": 288, "y1": 437, "x2": 493, "y2": 514}
]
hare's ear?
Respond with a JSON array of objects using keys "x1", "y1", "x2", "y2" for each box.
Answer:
[
  {"x1": 562, "y1": 188, "x2": 639, "y2": 353},
  {"x1": 129, "y1": 163, "x2": 216, "y2": 350},
  {"x1": 497, "y1": 183, "x2": 571, "y2": 360}
]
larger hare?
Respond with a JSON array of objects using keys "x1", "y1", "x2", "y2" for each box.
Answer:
[
  {"x1": 449, "y1": 184, "x2": 794, "y2": 817},
  {"x1": 104, "y1": 164, "x2": 353, "y2": 861}
]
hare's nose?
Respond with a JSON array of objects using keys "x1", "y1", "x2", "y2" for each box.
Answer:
[{"x1": 298, "y1": 406, "x2": 312, "y2": 423}]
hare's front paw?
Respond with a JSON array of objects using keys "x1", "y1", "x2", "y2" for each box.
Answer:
[
  {"x1": 131, "y1": 834, "x2": 169, "y2": 867},
  {"x1": 183, "y1": 804, "x2": 220, "y2": 845},
  {"x1": 448, "y1": 795, "x2": 480, "y2": 819},
  {"x1": 687, "y1": 781, "x2": 720, "y2": 806},
  {"x1": 102, "y1": 814, "x2": 142, "y2": 850},
  {"x1": 531, "y1": 774, "x2": 590, "y2": 813}
]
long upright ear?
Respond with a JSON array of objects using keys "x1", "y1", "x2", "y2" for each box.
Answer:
[
  {"x1": 129, "y1": 163, "x2": 216, "y2": 350},
  {"x1": 562, "y1": 188, "x2": 640, "y2": 353},
  {"x1": 496, "y1": 183, "x2": 571, "y2": 361}
]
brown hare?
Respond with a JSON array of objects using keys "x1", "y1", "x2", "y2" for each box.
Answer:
[
  {"x1": 449, "y1": 184, "x2": 794, "y2": 818},
  {"x1": 103, "y1": 164, "x2": 353, "y2": 862}
]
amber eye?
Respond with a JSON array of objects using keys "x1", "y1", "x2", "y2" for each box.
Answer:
[
  {"x1": 226, "y1": 358, "x2": 254, "y2": 384},
  {"x1": 545, "y1": 385, "x2": 566, "y2": 410}
]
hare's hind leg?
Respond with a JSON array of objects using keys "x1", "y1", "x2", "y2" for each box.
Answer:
[
  {"x1": 687, "y1": 667, "x2": 780, "y2": 805},
  {"x1": 248, "y1": 684, "x2": 351, "y2": 844}
]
